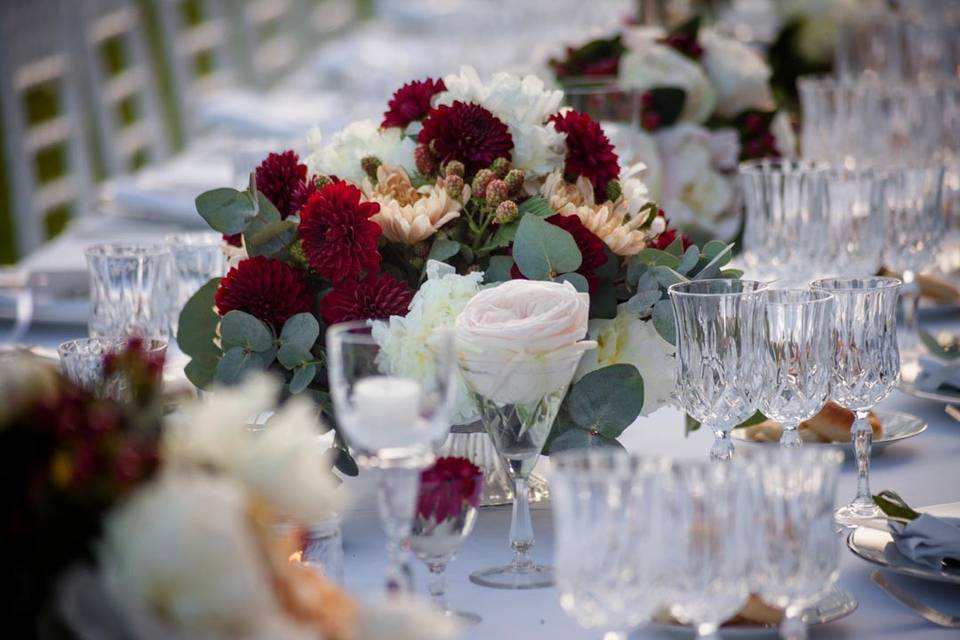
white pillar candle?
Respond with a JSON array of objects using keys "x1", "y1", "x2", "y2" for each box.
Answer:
[{"x1": 351, "y1": 376, "x2": 425, "y2": 450}]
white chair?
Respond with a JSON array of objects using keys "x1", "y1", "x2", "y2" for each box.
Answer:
[
  {"x1": 228, "y1": 0, "x2": 304, "y2": 88},
  {"x1": 68, "y1": 0, "x2": 170, "y2": 176},
  {"x1": 0, "y1": 0, "x2": 94, "y2": 257}
]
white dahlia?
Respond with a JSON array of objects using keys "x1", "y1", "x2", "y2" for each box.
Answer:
[{"x1": 305, "y1": 120, "x2": 417, "y2": 187}]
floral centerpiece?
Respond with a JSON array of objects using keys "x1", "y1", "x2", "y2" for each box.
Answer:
[
  {"x1": 550, "y1": 18, "x2": 796, "y2": 241},
  {"x1": 180, "y1": 66, "x2": 741, "y2": 476}
]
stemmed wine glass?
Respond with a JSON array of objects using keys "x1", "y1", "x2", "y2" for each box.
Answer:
[
  {"x1": 326, "y1": 321, "x2": 456, "y2": 591},
  {"x1": 669, "y1": 279, "x2": 767, "y2": 461},
  {"x1": 660, "y1": 459, "x2": 753, "y2": 639},
  {"x1": 742, "y1": 448, "x2": 845, "y2": 640},
  {"x1": 757, "y1": 289, "x2": 835, "y2": 448},
  {"x1": 811, "y1": 277, "x2": 901, "y2": 525},
  {"x1": 409, "y1": 456, "x2": 484, "y2": 623},
  {"x1": 551, "y1": 450, "x2": 668, "y2": 640}
]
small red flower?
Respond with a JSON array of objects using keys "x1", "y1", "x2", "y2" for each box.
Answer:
[
  {"x1": 417, "y1": 456, "x2": 483, "y2": 522},
  {"x1": 215, "y1": 255, "x2": 314, "y2": 330},
  {"x1": 550, "y1": 110, "x2": 620, "y2": 194},
  {"x1": 299, "y1": 181, "x2": 382, "y2": 282},
  {"x1": 650, "y1": 211, "x2": 694, "y2": 252},
  {"x1": 511, "y1": 214, "x2": 608, "y2": 292},
  {"x1": 418, "y1": 101, "x2": 513, "y2": 176},
  {"x1": 320, "y1": 272, "x2": 413, "y2": 326},
  {"x1": 255, "y1": 150, "x2": 311, "y2": 218},
  {"x1": 223, "y1": 233, "x2": 243, "y2": 247},
  {"x1": 382, "y1": 78, "x2": 446, "y2": 129}
]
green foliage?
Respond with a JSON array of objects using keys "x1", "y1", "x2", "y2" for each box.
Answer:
[
  {"x1": 428, "y1": 237, "x2": 461, "y2": 262},
  {"x1": 220, "y1": 310, "x2": 273, "y2": 352},
  {"x1": 919, "y1": 330, "x2": 960, "y2": 360},
  {"x1": 484, "y1": 255, "x2": 514, "y2": 283},
  {"x1": 243, "y1": 191, "x2": 297, "y2": 258},
  {"x1": 195, "y1": 188, "x2": 257, "y2": 234},
  {"x1": 556, "y1": 272, "x2": 589, "y2": 293},
  {"x1": 215, "y1": 347, "x2": 266, "y2": 385},
  {"x1": 517, "y1": 195, "x2": 555, "y2": 219},
  {"x1": 177, "y1": 278, "x2": 222, "y2": 388},
  {"x1": 512, "y1": 214, "x2": 582, "y2": 280},
  {"x1": 873, "y1": 490, "x2": 921, "y2": 523}
]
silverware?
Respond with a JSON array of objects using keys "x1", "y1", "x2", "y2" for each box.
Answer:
[{"x1": 870, "y1": 570, "x2": 960, "y2": 628}]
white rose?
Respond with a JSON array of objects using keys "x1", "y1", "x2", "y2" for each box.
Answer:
[
  {"x1": 631, "y1": 131, "x2": 664, "y2": 202},
  {"x1": 454, "y1": 280, "x2": 595, "y2": 404},
  {"x1": 618, "y1": 41, "x2": 716, "y2": 124},
  {"x1": 700, "y1": 30, "x2": 774, "y2": 118},
  {"x1": 656, "y1": 124, "x2": 739, "y2": 240},
  {"x1": 304, "y1": 120, "x2": 417, "y2": 186},
  {"x1": 770, "y1": 111, "x2": 798, "y2": 158},
  {"x1": 575, "y1": 306, "x2": 676, "y2": 416}
]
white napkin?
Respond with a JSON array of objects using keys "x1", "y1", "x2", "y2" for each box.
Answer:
[
  {"x1": 888, "y1": 514, "x2": 960, "y2": 570},
  {"x1": 914, "y1": 355, "x2": 960, "y2": 393}
]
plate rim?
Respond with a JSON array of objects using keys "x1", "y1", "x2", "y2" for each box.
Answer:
[
  {"x1": 897, "y1": 380, "x2": 960, "y2": 404},
  {"x1": 731, "y1": 409, "x2": 928, "y2": 449}
]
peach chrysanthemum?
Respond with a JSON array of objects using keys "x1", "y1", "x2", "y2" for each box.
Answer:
[{"x1": 364, "y1": 165, "x2": 469, "y2": 244}]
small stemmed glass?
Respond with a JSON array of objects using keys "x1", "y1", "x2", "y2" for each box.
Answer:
[
  {"x1": 669, "y1": 279, "x2": 768, "y2": 461},
  {"x1": 326, "y1": 322, "x2": 456, "y2": 592},
  {"x1": 811, "y1": 277, "x2": 901, "y2": 525},
  {"x1": 757, "y1": 289, "x2": 835, "y2": 448}
]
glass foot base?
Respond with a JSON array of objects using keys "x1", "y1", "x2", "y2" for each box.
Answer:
[
  {"x1": 469, "y1": 563, "x2": 554, "y2": 589},
  {"x1": 442, "y1": 609, "x2": 482, "y2": 625},
  {"x1": 835, "y1": 501, "x2": 880, "y2": 526}
]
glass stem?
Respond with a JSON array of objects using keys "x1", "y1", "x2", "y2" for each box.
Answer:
[
  {"x1": 781, "y1": 606, "x2": 807, "y2": 640},
  {"x1": 709, "y1": 425, "x2": 735, "y2": 462},
  {"x1": 696, "y1": 622, "x2": 721, "y2": 639},
  {"x1": 852, "y1": 410, "x2": 874, "y2": 509},
  {"x1": 900, "y1": 271, "x2": 921, "y2": 355},
  {"x1": 779, "y1": 420, "x2": 803, "y2": 448},
  {"x1": 376, "y1": 468, "x2": 419, "y2": 593},
  {"x1": 426, "y1": 560, "x2": 449, "y2": 612},
  {"x1": 509, "y1": 474, "x2": 535, "y2": 571}
]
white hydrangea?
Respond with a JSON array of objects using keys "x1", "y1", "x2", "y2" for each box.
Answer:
[
  {"x1": 575, "y1": 304, "x2": 676, "y2": 416},
  {"x1": 436, "y1": 67, "x2": 567, "y2": 182},
  {"x1": 700, "y1": 30, "x2": 774, "y2": 118},
  {"x1": 305, "y1": 120, "x2": 417, "y2": 186},
  {"x1": 618, "y1": 40, "x2": 716, "y2": 124},
  {"x1": 371, "y1": 260, "x2": 483, "y2": 425}
]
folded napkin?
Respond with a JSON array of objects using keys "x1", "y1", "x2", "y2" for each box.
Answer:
[
  {"x1": 914, "y1": 355, "x2": 960, "y2": 393},
  {"x1": 888, "y1": 514, "x2": 960, "y2": 570}
]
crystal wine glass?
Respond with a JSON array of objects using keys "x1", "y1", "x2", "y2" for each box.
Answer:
[
  {"x1": 409, "y1": 456, "x2": 484, "y2": 623},
  {"x1": 459, "y1": 353, "x2": 585, "y2": 589},
  {"x1": 58, "y1": 337, "x2": 167, "y2": 400},
  {"x1": 326, "y1": 321, "x2": 456, "y2": 592},
  {"x1": 758, "y1": 289, "x2": 835, "y2": 448},
  {"x1": 551, "y1": 449, "x2": 668, "y2": 640},
  {"x1": 669, "y1": 279, "x2": 767, "y2": 461},
  {"x1": 660, "y1": 459, "x2": 753, "y2": 640},
  {"x1": 742, "y1": 448, "x2": 845, "y2": 640},
  {"x1": 810, "y1": 277, "x2": 901, "y2": 525},
  {"x1": 164, "y1": 232, "x2": 228, "y2": 336},
  {"x1": 822, "y1": 168, "x2": 887, "y2": 277},
  {"x1": 881, "y1": 165, "x2": 946, "y2": 357}
]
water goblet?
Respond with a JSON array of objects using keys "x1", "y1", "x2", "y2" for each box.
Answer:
[
  {"x1": 409, "y1": 457, "x2": 484, "y2": 623},
  {"x1": 551, "y1": 449, "x2": 668, "y2": 640},
  {"x1": 822, "y1": 168, "x2": 887, "y2": 277},
  {"x1": 660, "y1": 459, "x2": 753, "y2": 639},
  {"x1": 811, "y1": 277, "x2": 901, "y2": 525},
  {"x1": 58, "y1": 337, "x2": 167, "y2": 400},
  {"x1": 86, "y1": 243, "x2": 174, "y2": 339},
  {"x1": 742, "y1": 448, "x2": 845, "y2": 640},
  {"x1": 164, "y1": 232, "x2": 228, "y2": 336},
  {"x1": 669, "y1": 279, "x2": 767, "y2": 461},
  {"x1": 758, "y1": 289, "x2": 835, "y2": 448},
  {"x1": 326, "y1": 321, "x2": 456, "y2": 592},
  {"x1": 881, "y1": 165, "x2": 946, "y2": 357}
]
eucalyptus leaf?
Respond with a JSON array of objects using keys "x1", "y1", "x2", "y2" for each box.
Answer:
[
  {"x1": 517, "y1": 195, "x2": 555, "y2": 218},
  {"x1": 289, "y1": 363, "x2": 317, "y2": 394},
  {"x1": 480, "y1": 222, "x2": 518, "y2": 253},
  {"x1": 244, "y1": 220, "x2": 297, "y2": 258},
  {"x1": 280, "y1": 312, "x2": 320, "y2": 350},
  {"x1": 215, "y1": 347, "x2": 266, "y2": 385},
  {"x1": 184, "y1": 352, "x2": 221, "y2": 389},
  {"x1": 590, "y1": 282, "x2": 618, "y2": 319},
  {"x1": 702, "y1": 240, "x2": 729, "y2": 260},
  {"x1": 220, "y1": 310, "x2": 274, "y2": 352},
  {"x1": 919, "y1": 330, "x2": 960, "y2": 360},
  {"x1": 652, "y1": 265, "x2": 689, "y2": 289},
  {"x1": 664, "y1": 235, "x2": 685, "y2": 257},
  {"x1": 333, "y1": 432, "x2": 359, "y2": 477},
  {"x1": 513, "y1": 214, "x2": 581, "y2": 280},
  {"x1": 626, "y1": 260, "x2": 647, "y2": 288},
  {"x1": 196, "y1": 188, "x2": 257, "y2": 234},
  {"x1": 694, "y1": 243, "x2": 733, "y2": 279},
  {"x1": 177, "y1": 278, "x2": 222, "y2": 358},
  {"x1": 652, "y1": 299, "x2": 676, "y2": 344},
  {"x1": 626, "y1": 290, "x2": 663, "y2": 314},
  {"x1": 636, "y1": 248, "x2": 681, "y2": 270},
  {"x1": 684, "y1": 413, "x2": 701, "y2": 436},
  {"x1": 721, "y1": 268, "x2": 744, "y2": 279},
  {"x1": 428, "y1": 237, "x2": 461, "y2": 262},
  {"x1": 566, "y1": 364, "x2": 644, "y2": 438},
  {"x1": 556, "y1": 272, "x2": 589, "y2": 292},
  {"x1": 545, "y1": 429, "x2": 625, "y2": 455},
  {"x1": 677, "y1": 245, "x2": 700, "y2": 274},
  {"x1": 596, "y1": 247, "x2": 619, "y2": 280},
  {"x1": 277, "y1": 342, "x2": 314, "y2": 369},
  {"x1": 484, "y1": 255, "x2": 514, "y2": 283}
]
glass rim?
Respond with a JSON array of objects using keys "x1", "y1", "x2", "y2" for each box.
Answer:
[
  {"x1": 326, "y1": 320, "x2": 378, "y2": 345},
  {"x1": 762, "y1": 288, "x2": 834, "y2": 305},
  {"x1": 810, "y1": 276, "x2": 902, "y2": 292},
  {"x1": 667, "y1": 278, "x2": 768, "y2": 298},
  {"x1": 735, "y1": 446, "x2": 844, "y2": 467},
  {"x1": 738, "y1": 157, "x2": 830, "y2": 176},
  {"x1": 164, "y1": 231, "x2": 225, "y2": 246},
  {"x1": 550, "y1": 448, "x2": 669, "y2": 477},
  {"x1": 85, "y1": 242, "x2": 170, "y2": 258},
  {"x1": 58, "y1": 336, "x2": 168, "y2": 356}
]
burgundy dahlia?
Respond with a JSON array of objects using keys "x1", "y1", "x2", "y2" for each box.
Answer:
[
  {"x1": 418, "y1": 101, "x2": 513, "y2": 176},
  {"x1": 382, "y1": 78, "x2": 446, "y2": 129},
  {"x1": 550, "y1": 110, "x2": 620, "y2": 194},
  {"x1": 650, "y1": 211, "x2": 694, "y2": 252},
  {"x1": 299, "y1": 181, "x2": 382, "y2": 282},
  {"x1": 320, "y1": 272, "x2": 413, "y2": 326},
  {"x1": 215, "y1": 255, "x2": 314, "y2": 331},
  {"x1": 255, "y1": 150, "x2": 311, "y2": 218},
  {"x1": 511, "y1": 214, "x2": 608, "y2": 293},
  {"x1": 417, "y1": 456, "x2": 483, "y2": 522}
]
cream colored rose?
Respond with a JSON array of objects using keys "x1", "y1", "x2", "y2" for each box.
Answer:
[
  {"x1": 454, "y1": 280, "x2": 595, "y2": 404},
  {"x1": 363, "y1": 165, "x2": 468, "y2": 245},
  {"x1": 700, "y1": 30, "x2": 774, "y2": 118},
  {"x1": 618, "y1": 41, "x2": 716, "y2": 124}
]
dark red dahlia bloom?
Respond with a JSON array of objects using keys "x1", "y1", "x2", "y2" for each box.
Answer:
[
  {"x1": 320, "y1": 272, "x2": 413, "y2": 326},
  {"x1": 215, "y1": 255, "x2": 314, "y2": 330},
  {"x1": 255, "y1": 150, "x2": 311, "y2": 218},
  {"x1": 382, "y1": 78, "x2": 446, "y2": 129},
  {"x1": 510, "y1": 214, "x2": 608, "y2": 293},
  {"x1": 650, "y1": 212, "x2": 694, "y2": 252},
  {"x1": 660, "y1": 32, "x2": 704, "y2": 59},
  {"x1": 550, "y1": 110, "x2": 620, "y2": 194},
  {"x1": 223, "y1": 233, "x2": 243, "y2": 247},
  {"x1": 299, "y1": 181, "x2": 382, "y2": 282},
  {"x1": 418, "y1": 101, "x2": 513, "y2": 176},
  {"x1": 417, "y1": 456, "x2": 484, "y2": 522}
]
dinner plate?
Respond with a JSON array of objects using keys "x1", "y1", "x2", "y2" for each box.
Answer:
[
  {"x1": 649, "y1": 586, "x2": 858, "y2": 637},
  {"x1": 731, "y1": 410, "x2": 927, "y2": 456},
  {"x1": 847, "y1": 502, "x2": 960, "y2": 585}
]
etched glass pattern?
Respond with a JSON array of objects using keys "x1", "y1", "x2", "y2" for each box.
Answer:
[
  {"x1": 58, "y1": 337, "x2": 167, "y2": 400},
  {"x1": 165, "y1": 232, "x2": 228, "y2": 335},
  {"x1": 823, "y1": 168, "x2": 887, "y2": 277},
  {"x1": 86, "y1": 243, "x2": 173, "y2": 339}
]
